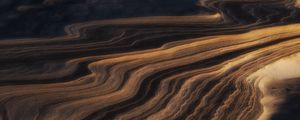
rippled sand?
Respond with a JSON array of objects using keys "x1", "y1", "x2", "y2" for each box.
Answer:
[{"x1": 0, "y1": 0, "x2": 300, "y2": 120}]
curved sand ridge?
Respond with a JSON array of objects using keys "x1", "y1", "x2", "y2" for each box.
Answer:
[{"x1": 1, "y1": 0, "x2": 300, "y2": 120}]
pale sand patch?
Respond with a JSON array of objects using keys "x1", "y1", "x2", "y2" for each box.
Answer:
[{"x1": 247, "y1": 52, "x2": 300, "y2": 120}]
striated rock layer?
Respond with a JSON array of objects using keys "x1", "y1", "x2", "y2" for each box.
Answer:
[{"x1": 0, "y1": 0, "x2": 300, "y2": 120}]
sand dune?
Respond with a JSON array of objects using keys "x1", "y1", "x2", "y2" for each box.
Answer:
[{"x1": 0, "y1": 0, "x2": 300, "y2": 120}]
